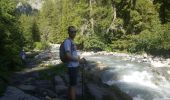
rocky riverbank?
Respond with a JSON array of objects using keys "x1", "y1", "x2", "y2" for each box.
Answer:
[
  {"x1": 0, "y1": 44, "x2": 132, "y2": 100},
  {"x1": 81, "y1": 51, "x2": 170, "y2": 68}
]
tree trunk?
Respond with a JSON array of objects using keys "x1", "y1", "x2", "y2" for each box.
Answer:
[
  {"x1": 130, "y1": 0, "x2": 136, "y2": 9},
  {"x1": 106, "y1": 0, "x2": 116, "y2": 34},
  {"x1": 89, "y1": 0, "x2": 94, "y2": 34}
]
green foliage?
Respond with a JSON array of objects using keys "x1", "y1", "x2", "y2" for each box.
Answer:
[
  {"x1": 129, "y1": 23, "x2": 170, "y2": 55},
  {"x1": 34, "y1": 42, "x2": 43, "y2": 50},
  {"x1": 32, "y1": 20, "x2": 40, "y2": 42},
  {"x1": 37, "y1": 0, "x2": 168, "y2": 56},
  {"x1": 0, "y1": 0, "x2": 24, "y2": 69},
  {"x1": 19, "y1": 14, "x2": 34, "y2": 49},
  {"x1": 83, "y1": 35, "x2": 106, "y2": 51},
  {"x1": 8, "y1": 0, "x2": 170, "y2": 57},
  {"x1": 111, "y1": 39, "x2": 132, "y2": 51}
]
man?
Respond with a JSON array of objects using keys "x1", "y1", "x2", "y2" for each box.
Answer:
[
  {"x1": 64, "y1": 26, "x2": 85, "y2": 100},
  {"x1": 19, "y1": 49, "x2": 26, "y2": 63}
]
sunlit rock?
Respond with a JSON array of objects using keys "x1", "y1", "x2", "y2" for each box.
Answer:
[
  {"x1": 143, "y1": 53, "x2": 148, "y2": 58},
  {"x1": 151, "y1": 61, "x2": 168, "y2": 68},
  {"x1": 81, "y1": 52, "x2": 95, "y2": 56},
  {"x1": 96, "y1": 61, "x2": 107, "y2": 70}
]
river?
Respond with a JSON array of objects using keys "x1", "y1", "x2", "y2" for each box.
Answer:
[
  {"x1": 84, "y1": 54, "x2": 170, "y2": 100},
  {"x1": 50, "y1": 44, "x2": 170, "y2": 100}
]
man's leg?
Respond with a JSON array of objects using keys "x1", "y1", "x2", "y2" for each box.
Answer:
[
  {"x1": 68, "y1": 67, "x2": 78, "y2": 100},
  {"x1": 68, "y1": 86, "x2": 76, "y2": 100}
]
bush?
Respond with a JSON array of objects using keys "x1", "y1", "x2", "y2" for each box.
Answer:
[
  {"x1": 83, "y1": 35, "x2": 106, "y2": 51},
  {"x1": 34, "y1": 42, "x2": 43, "y2": 50},
  {"x1": 128, "y1": 27, "x2": 170, "y2": 56}
]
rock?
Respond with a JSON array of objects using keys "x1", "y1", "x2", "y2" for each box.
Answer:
[
  {"x1": 0, "y1": 86, "x2": 40, "y2": 100},
  {"x1": 30, "y1": 72, "x2": 40, "y2": 78},
  {"x1": 48, "y1": 60, "x2": 61, "y2": 65},
  {"x1": 81, "y1": 52, "x2": 94, "y2": 57},
  {"x1": 142, "y1": 58, "x2": 148, "y2": 62},
  {"x1": 130, "y1": 57, "x2": 135, "y2": 62},
  {"x1": 96, "y1": 61, "x2": 107, "y2": 70},
  {"x1": 143, "y1": 53, "x2": 148, "y2": 58},
  {"x1": 45, "y1": 96, "x2": 51, "y2": 100},
  {"x1": 76, "y1": 84, "x2": 83, "y2": 96},
  {"x1": 33, "y1": 80, "x2": 52, "y2": 89},
  {"x1": 51, "y1": 97, "x2": 61, "y2": 100},
  {"x1": 18, "y1": 85, "x2": 36, "y2": 93},
  {"x1": 36, "y1": 88, "x2": 57, "y2": 98},
  {"x1": 62, "y1": 74, "x2": 69, "y2": 84},
  {"x1": 87, "y1": 83, "x2": 103, "y2": 100},
  {"x1": 151, "y1": 61, "x2": 167, "y2": 67},
  {"x1": 54, "y1": 76, "x2": 65, "y2": 85},
  {"x1": 55, "y1": 85, "x2": 67, "y2": 94},
  {"x1": 87, "y1": 83, "x2": 116, "y2": 100}
]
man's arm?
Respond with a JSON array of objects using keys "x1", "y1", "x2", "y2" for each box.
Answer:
[
  {"x1": 64, "y1": 39, "x2": 80, "y2": 61},
  {"x1": 65, "y1": 52, "x2": 80, "y2": 61}
]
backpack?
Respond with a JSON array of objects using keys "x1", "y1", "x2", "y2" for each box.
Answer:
[{"x1": 59, "y1": 39, "x2": 73, "y2": 63}]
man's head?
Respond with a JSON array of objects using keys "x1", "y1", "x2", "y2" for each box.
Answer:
[{"x1": 68, "y1": 26, "x2": 77, "y2": 39}]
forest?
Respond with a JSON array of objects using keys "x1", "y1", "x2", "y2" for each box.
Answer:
[{"x1": 0, "y1": 0, "x2": 170, "y2": 78}]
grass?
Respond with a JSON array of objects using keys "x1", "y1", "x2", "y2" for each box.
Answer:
[{"x1": 37, "y1": 63, "x2": 67, "y2": 80}]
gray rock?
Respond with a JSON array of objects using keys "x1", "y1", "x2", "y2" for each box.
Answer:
[
  {"x1": 87, "y1": 83, "x2": 103, "y2": 100},
  {"x1": 55, "y1": 85, "x2": 67, "y2": 94},
  {"x1": 143, "y1": 53, "x2": 148, "y2": 58},
  {"x1": 54, "y1": 76, "x2": 65, "y2": 85},
  {"x1": 34, "y1": 80, "x2": 52, "y2": 89},
  {"x1": 0, "y1": 86, "x2": 40, "y2": 100},
  {"x1": 76, "y1": 84, "x2": 83, "y2": 96},
  {"x1": 87, "y1": 83, "x2": 116, "y2": 100},
  {"x1": 62, "y1": 74, "x2": 69, "y2": 84},
  {"x1": 142, "y1": 58, "x2": 148, "y2": 62},
  {"x1": 30, "y1": 72, "x2": 40, "y2": 78},
  {"x1": 18, "y1": 85, "x2": 36, "y2": 92},
  {"x1": 36, "y1": 88, "x2": 57, "y2": 98}
]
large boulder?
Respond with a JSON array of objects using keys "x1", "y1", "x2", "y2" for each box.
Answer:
[
  {"x1": 18, "y1": 85, "x2": 36, "y2": 93},
  {"x1": 54, "y1": 76, "x2": 65, "y2": 85},
  {"x1": 0, "y1": 86, "x2": 40, "y2": 100},
  {"x1": 87, "y1": 83, "x2": 117, "y2": 100},
  {"x1": 33, "y1": 80, "x2": 53, "y2": 89},
  {"x1": 55, "y1": 85, "x2": 67, "y2": 95}
]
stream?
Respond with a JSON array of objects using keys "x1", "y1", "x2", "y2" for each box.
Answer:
[{"x1": 85, "y1": 54, "x2": 170, "y2": 100}]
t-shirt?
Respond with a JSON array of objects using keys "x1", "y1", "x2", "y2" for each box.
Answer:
[{"x1": 64, "y1": 38, "x2": 79, "y2": 67}]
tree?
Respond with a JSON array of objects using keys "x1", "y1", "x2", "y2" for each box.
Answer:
[
  {"x1": 32, "y1": 20, "x2": 40, "y2": 42},
  {"x1": 0, "y1": 0, "x2": 24, "y2": 69}
]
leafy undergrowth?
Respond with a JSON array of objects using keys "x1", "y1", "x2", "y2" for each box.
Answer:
[{"x1": 0, "y1": 69, "x2": 13, "y2": 96}]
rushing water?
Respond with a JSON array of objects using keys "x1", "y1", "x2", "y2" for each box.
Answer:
[{"x1": 86, "y1": 55, "x2": 170, "y2": 100}]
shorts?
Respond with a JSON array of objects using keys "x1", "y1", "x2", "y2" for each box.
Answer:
[{"x1": 68, "y1": 67, "x2": 78, "y2": 86}]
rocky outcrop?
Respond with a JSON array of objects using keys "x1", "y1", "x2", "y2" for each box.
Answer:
[
  {"x1": 0, "y1": 86, "x2": 40, "y2": 100},
  {"x1": 3, "y1": 44, "x2": 161, "y2": 100}
]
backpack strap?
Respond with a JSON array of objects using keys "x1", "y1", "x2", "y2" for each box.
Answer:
[
  {"x1": 68, "y1": 38, "x2": 74, "y2": 55},
  {"x1": 64, "y1": 38, "x2": 74, "y2": 55}
]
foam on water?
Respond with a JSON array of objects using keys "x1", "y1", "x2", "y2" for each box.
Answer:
[
  {"x1": 86, "y1": 54, "x2": 170, "y2": 100},
  {"x1": 122, "y1": 71, "x2": 158, "y2": 88}
]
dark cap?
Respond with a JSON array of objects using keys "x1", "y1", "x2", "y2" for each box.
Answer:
[{"x1": 68, "y1": 26, "x2": 77, "y2": 34}]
